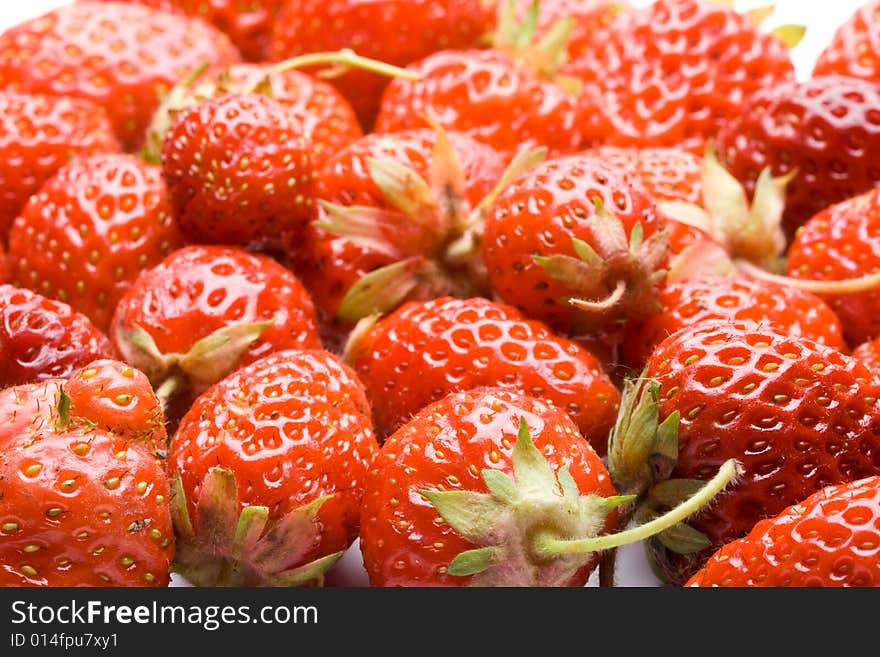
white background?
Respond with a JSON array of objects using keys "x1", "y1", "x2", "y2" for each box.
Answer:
[{"x1": 0, "y1": 0, "x2": 871, "y2": 586}]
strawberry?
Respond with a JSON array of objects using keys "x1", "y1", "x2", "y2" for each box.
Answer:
[
  {"x1": 0, "y1": 1, "x2": 241, "y2": 152},
  {"x1": 101, "y1": 0, "x2": 284, "y2": 61},
  {"x1": 169, "y1": 348, "x2": 378, "y2": 586},
  {"x1": 609, "y1": 319, "x2": 880, "y2": 586},
  {"x1": 813, "y1": 0, "x2": 880, "y2": 81},
  {"x1": 111, "y1": 244, "x2": 322, "y2": 419},
  {"x1": 785, "y1": 185, "x2": 880, "y2": 346},
  {"x1": 160, "y1": 92, "x2": 316, "y2": 251},
  {"x1": 346, "y1": 295, "x2": 621, "y2": 454},
  {"x1": 268, "y1": 0, "x2": 494, "y2": 130},
  {"x1": 375, "y1": 48, "x2": 585, "y2": 158},
  {"x1": 716, "y1": 74, "x2": 880, "y2": 238},
  {"x1": 852, "y1": 337, "x2": 880, "y2": 375},
  {"x1": 686, "y1": 475, "x2": 880, "y2": 587},
  {"x1": 482, "y1": 153, "x2": 667, "y2": 339},
  {"x1": 565, "y1": 0, "x2": 797, "y2": 154},
  {"x1": 619, "y1": 273, "x2": 848, "y2": 372},
  {"x1": 5, "y1": 153, "x2": 184, "y2": 332},
  {"x1": 292, "y1": 127, "x2": 516, "y2": 348},
  {"x1": 144, "y1": 62, "x2": 362, "y2": 171},
  {"x1": 359, "y1": 385, "x2": 738, "y2": 586},
  {"x1": 0, "y1": 284, "x2": 117, "y2": 387},
  {"x1": 0, "y1": 90, "x2": 119, "y2": 243},
  {"x1": 0, "y1": 360, "x2": 172, "y2": 587}
]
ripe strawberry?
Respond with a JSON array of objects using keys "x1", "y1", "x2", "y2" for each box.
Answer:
[
  {"x1": 360, "y1": 385, "x2": 739, "y2": 586},
  {"x1": 346, "y1": 295, "x2": 621, "y2": 454},
  {"x1": 0, "y1": 427, "x2": 173, "y2": 586},
  {"x1": 145, "y1": 62, "x2": 362, "y2": 171},
  {"x1": 813, "y1": 0, "x2": 880, "y2": 80},
  {"x1": 160, "y1": 92, "x2": 315, "y2": 250},
  {"x1": 716, "y1": 74, "x2": 880, "y2": 237},
  {"x1": 268, "y1": 0, "x2": 494, "y2": 130},
  {"x1": 375, "y1": 48, "x2": 586, "y2": 158},
  {"x1": 359, "y1": 386, "x2": 620, "y2": 586},
  {"x1": 5, "y1": 153, "x2": 184, "y2": 332},
  {"x1": 0, "y1": 90, "x2": 119, "y2": 243},
  {"x1": 0, "y1": 359, "x2": 166, "y2": 458},
  {"x1": 111, "y1": 245, "x2": 322, "y2": 418},
  {"x1": 564, "y1": 0, "x2": 796, "y2": 154},
  {"x1": 169, "y1": 348, "x2": 378, "y2": 586},
  {"x1": 102, "y1": 0, "x2": 284, "y2": 61},
  {"x1": 609, "y1": 319, "x2": 880, "y2": 586},
  {"x1": 0, "y1": 284, "x2": 116, "y2": 387},
  {"x1": 482, "y1": 153, "x2": 667, "y2": 338},
  {"x1": 852, "y1": 337, "x2": 880, "y2": 375},
  {"x1": 0, "y1": 1, "x2": 241, "y2": 151},
  {"x1": 686, "y1": 475, "x2": 880, "y2": 587},
  {"x1": 785, "y1": 186, "x2": 880, "y2": 346},
  {"x1": 292, "y1": 127, "x2": 513, "y2": 348},
  {"x1": 620, "y1": 273, "x2": 848, "y2": 372}
]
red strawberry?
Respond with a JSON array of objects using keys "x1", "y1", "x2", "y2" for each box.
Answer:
[
  {"x1": 609, "y1": 319, "x2": 880, "y2": 586},
  {"x1": 111, "y1": 244, "x2": 322, "y2": 416},
  {"x1": 346, "y1": 295, "x2": 621, "y2": 454},
  {"x1": 375, "y1": 48, "x2": 585, "y2": 158},
  {"x1": 5, "y1": 153, "x2": 184, "y2": 332},
  {"x1": 145, "y1": 62, "x2": 362, "y2": 171},
  {"x1": 686, "y1": 475, "x2": 880, "y2": 587},
  {"x1": 169, "y1": 348, "x2": 378, "y2": 586},
  {"x1": 813, "y1": 0, "x2": 880, "y2": 81},
  {"x1": 0, "y1": 426, "x2": 173, "y2": 586},
  {"x1": 716, "y1": 74, "x2": 880, "y2": 237},
  {"x1": 360, "y1": 385, "x2": 738, "y2": 586},
  {"x1": 482, "y1": 153, "x2": 667, "y2": 339},
  {"x1": 0, "y1": 284, "x2": 116, "y2": 387},
  {"x1": 620, "y1": 273, "x2": 848, "y2": 372},
  {"x1": 160, "y1": 92, "x2": 315, "y2": 250},
  {"x1": 566, "y1": 0, "x2": 796, "y2": 154},
  {"x1": 0, "y1": 90, "x2": 119, "y2": 242},
  {"x1": 785, "y1": 186, "x2": 880, "y2": 346},
  {"x1": 292, "y1": 127, "x2": 514, "y2": 349},
  {"x1": 268, "y1": 0, "x2": 494, "y2": 130},
  {"x1": 0, "y1": 1, "x2": 241, "y2": 151},
  {"x1": 853, "y1": 337, "x2": 880, "y2": 375}
]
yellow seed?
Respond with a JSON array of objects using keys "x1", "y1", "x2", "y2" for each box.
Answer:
[
  {"x1": 80, "y1": 368, "x2": 98, "y2": 380},
  {"x1": 119, "y1": 556, "x2": 134, "y2": 567},
  {"x1": 115, "y1": 394, "x2": 132, "y2": 405},
  {"x1": 93, "y1": 546, "x2": 105, "y2": 555},
  {"x1": 21, "y1": 565, "x2": 38, "y2": 577},
  {"x1": 155, "y1": 495, "x2": 165, "y2": 504},
  {"x1": 149, "y1": 529, "x2": 162, "y2": 540},
  {"x1": 104, "y1": 477, "x2": 120, "y2": 490},
  {"x1": 2, "y1": 522, "x2": 20, "y2": 532},
  {"x1": 46, "y1": 508, "x2": 63, "y2": 518},
  {"x1": 61, "y1": 479, "x2": 76, "y2": 490},
  {"x1": 144, "y1": 573, "x2": 156, "y2": 583},
  {"x1": 71, "y1": 443, "x2": 89, "y2": 456},
  {"x1": 763, "y1": 363, "x2": 779, "y2": 373},
  {"x1": 23, "y1": 544, "x2": 40, "y2": 553},
  {"x1": 25, "y1": 464, "x2": 42, "y2": 477},
  {"x1": 136, "y1": 481, "x2": 148, "y2": 494}
]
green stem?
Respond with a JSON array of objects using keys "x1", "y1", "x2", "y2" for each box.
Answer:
[
  {"x1": 155, "y1": 373, "x2": 186, "y2": 417},
  {"x1": 533, "y1": 459, "x2": 741, "y2": 558},
  {"x1": 736, "y1": 259, "x2": 880, "y2": 295},
  {"x1": 254, "y1": 48, "x2": 420, "y2": 90}
]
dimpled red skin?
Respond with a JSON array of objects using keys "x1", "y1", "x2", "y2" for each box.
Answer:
[
  {"x1": 717, "y1": 75, "x2": 880, "y2": 237},
  {"x1": 293, "y1": 129, "x2": 507, "y2": 339},
  {"x1": 620, "y1": 274, "x2": 848, "y2": 372},
  {"x1": 813, "y1": 0, "x2": 880, "y2": 81},
  {"x1": 0, "y1": 1, "x2": 241, "y2": 152},
  {"x1": 686, "y1": 476, "x2": 880, "y2": 587},
  {"x1": 170, "y1": 349, "x2": 378, "y2": 565},
  {"x1": 0, "y1": 285, "x2": 116, "y2": 387},
  {"x1": 643, "y1": 320, "x2": 880, "y2": 585},
  {"x1": 785, "y1": 187, "x2": 880, "y2": 347},
  {"x1": 269, "y1": 0, "x2": 494, "y2": 130},
  {"x1": 348, "y1": 296, "x2": 621, "y2": 454},
  {"x1": 112, "y1": 245, "x2": 322, "y2": 377},
  {"x1": 0, "y1": 429, "x2": 173, "y2": 587},
  {"x1": 375, "y1": 49, "x2": 585, "y2": 158},
  {"x1": 482, "y1": 153, "x2": 662, "y2": 335},
  {"x1": 359, "y1": 386, "x2": 618, "y2": 587},
  {"x1": 6, "y1": 153, "x2": 183, "y2": 333},
  {"x1": 853, "y1": 338, "x2": 880, "y2": 375},
  {"x1": 0, "y1": 91, "x2": 119, "y2": 242},
  {"x1": 566, "y1": 0, "x2": 794, "y2": 154},
  {"x1": 161, "y1": 93, "x2": 315, "y2": 250},
  {"x1": 199, "y1": 63, "x2": 363, "y2": 171}
]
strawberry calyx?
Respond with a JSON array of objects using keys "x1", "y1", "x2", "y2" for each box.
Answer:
[
  {"x1": 422, "y1": 418, "x2": 740, "y2": 586},
  {"x1": 736, "y1": 259, "x2": 880, "y2": 296},
  {"x1": 114, "y1": 320, "x2": 274, "y2": 389},
  {"x1": 170, "y1": 468, "x2": 341, "y2": 587},
  {"x1": 321, "y1": 126, "x2": 546, "y2": 322},
  {"x1": 533, "y1": 199, "x2": 669, "y2": 331}
]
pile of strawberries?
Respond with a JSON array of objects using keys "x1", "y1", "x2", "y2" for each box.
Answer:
[{"x1": 4, "y1": 0, "x2": 880, "y2": 589}]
